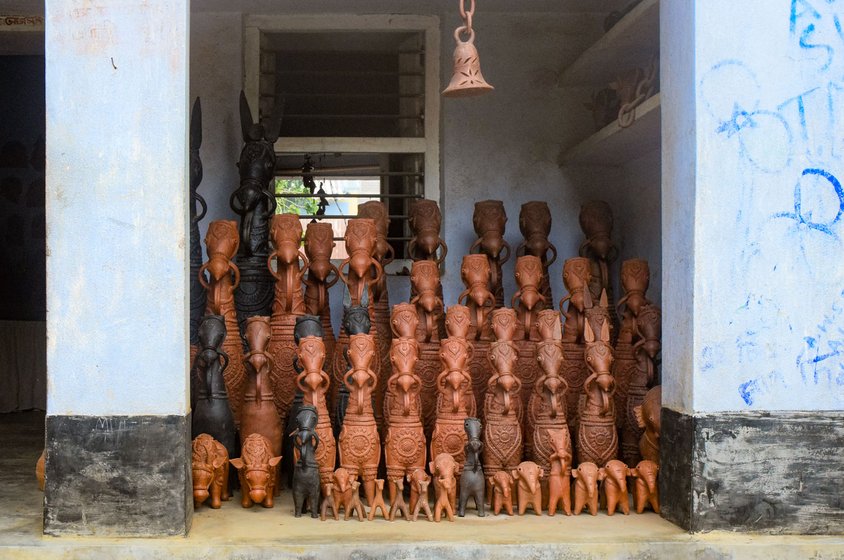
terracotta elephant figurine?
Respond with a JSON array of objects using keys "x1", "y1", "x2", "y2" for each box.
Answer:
[
  {"x1": 191, "y1": 434, "x2": 230, "y2": 509},
  {"x1": 320, "y1": 482, "x2": 340, "y2": 521},
  {"x1": 572, "y1": 461, "x2": 605, "y2": 516},
  {"x1": 488, "y1": 470, "x2": 515, "y2": 516},
  {"x1": 434, "y1": 476, "x2": 456, "y2": 522},
  {"x1": 631, "y1": 459, "x2": 660, "y2": 513},
  {"x1": 512, "y1": 461, "x2": 543, "y2": 516},
  {"x1": 603, "y1": 459, "x2": 631, "y2": 515},
  {"x1": 429, "y1": 453, "x2": 459, "y2": 512},
  {"x1": 230, "y1": 433, "x2": 281, "y2": 508},
  {"x1": 546, "y1": 443, "x2": 572, "y2": 516}
]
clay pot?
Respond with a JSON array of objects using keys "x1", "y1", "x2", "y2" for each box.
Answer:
[
  {"x1": 470, "y1": 200, "x2": 510, "y2": 308},
  {"x1": 408, "y1": 199, "x2": 447, "y2": 263},
  {"x1": 295, "y1": 334, "x2": 336, "y2": 485}
]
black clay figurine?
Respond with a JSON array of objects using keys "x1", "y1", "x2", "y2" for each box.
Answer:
[
  {"x1": 291, "y1": 405, "x2": 321, "y2": 518},
  {"x1": 458, "y1": 417, "x2": 486, "y2": 517},
  {"x1": 189, "y1": 98, "x2": 207, "y2": 348}
]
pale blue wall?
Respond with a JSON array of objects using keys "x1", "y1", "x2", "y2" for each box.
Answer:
[{"x1": 46, "y1": 1, "x2": 189, "y2": 416}]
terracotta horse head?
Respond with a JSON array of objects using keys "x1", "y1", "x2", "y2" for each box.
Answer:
[
  {"x1": 410, "y1": 260, "x2": 443, "y2": 342},
  {"x1": 408, "y1": 199, "x2": 447, "y2": 263}
]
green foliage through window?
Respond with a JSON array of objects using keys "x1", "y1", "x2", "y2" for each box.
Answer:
[{"x1": 274, "y1": 178, "x2": 320, "y2": 216}]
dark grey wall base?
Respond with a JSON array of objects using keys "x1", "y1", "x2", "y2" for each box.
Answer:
[
  {"x1": 661, "y1": 408, "x2": 844, "y2": 534},
  {"x1": 44, "y1": 414, "x2": 192, "y2": 537}
]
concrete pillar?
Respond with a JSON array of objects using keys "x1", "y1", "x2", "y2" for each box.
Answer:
[
  {"x1": 661, "y1": 0, "x2": 844, "y2": 533},
  {"x1": 44, "y1": 0, "x2": 191, "y2": 536}
]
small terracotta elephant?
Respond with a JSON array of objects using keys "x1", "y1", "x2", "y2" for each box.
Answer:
[
  {"x1": 332, "y1": 468, "x2": 354, "y2": 519},
  {"x1": 191, "y1": 434, "x2": 230, "y2": 509},
  {"x1": 547, "y1": 450, "x2": 572, "y2": 516},
  {"x1": 572, "y1": 461, "x2": 605, "y2": 516},
  {"x1": 429, "y1": 453, "x2": 459, "y2": 512},
  {"x1": 434, "y1": 476, "x2": 456, "y2": 522},
  {"x1": 631, "y1": 460, "x2": 660, "y2": 513},
  {"x1": 488, "y1": 470, "x2": 515, "y2": 516},
  {"x1": 512, "y1": 461, "x2": 542, "y2": 515},
  {"x1": 603, "y1": 459, "x2": 631, "y2": 515}
]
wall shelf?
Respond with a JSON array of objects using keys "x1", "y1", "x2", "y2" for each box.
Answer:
[
  {"x1": 558, "y1": 0, "x2": 659, "y2": 87},
  {"x1": 558, "y1": 93, "x2": 660, "y2": 166}
]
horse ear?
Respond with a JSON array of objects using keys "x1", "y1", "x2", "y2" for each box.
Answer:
[
  {"x1": 229, "y1": 458, "x2": 244, "y2": 470},
  {"x1": 264, "y1": 97, "x2": 285, "y2": 144},
  {"x1": 239, "y1": 90, "x2": 255, "y2": 141},
  {"x1": 601, "y1": 319, "x2": 611, "y2": 343},
  {"x1": 584, "y1": 319, "x2": 595, "y2": 343},
  {"x1": 599, "y1": 288, "x2": 608, "y2": 309},
  {"x1": 190, "y1": 97, "x2": 202, "y2": 150}
]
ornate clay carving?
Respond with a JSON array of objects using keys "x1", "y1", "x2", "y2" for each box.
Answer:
[
  {"x1": 512, "y1": 255, "x2": 546, "y2": 413},
  {"x1": 231, "y1": 91, "x2": 280, "y2": 334},
  {"x1": 230, "y1": 433, "x2": 282, "y2": 508},
  {"x1": 192, "y1": 315, "x2": 237, "y2": 462},
  {"x1": 331, "y1": 303, "x2": 374, "y2": 430},
  {"x1": 338, "y1": 218, "x2": 382, "y2": 307},
  {"x1": 191, "y1": 434, "x2": 230, "y2": 509},
  {"x1": 189, "y1": 98, "x2": 207, "y2": 349},
  {"x1": 635, "y1": 385, "x2": 661, "y2": 464},
  {"x1": 603, "y1": 459, "x2": 631, "y2": 515},
  {"x1": 290, "y1": 405, "x2": 321, "y2": 518},
  {"x1": 578, "y1": 201, "x2": 619, "y2": 337},
  {"x1": 546, "y1": 433, "x2": 572, "y2": 516},
  {"x1": 429, "y1": 453, "x2": 459, "y2": 522},
  {"x1": 296, "y1": 332, "x2": 336, "y2": 485},
  {"x1": 483, "y1": 309, "x2": 524, "y2": 488},
  {"x1": 303, "y1": 222, "x2": 339, "y2": 377},
  {"x1": 559, "y1": 257, "x2": 592, "y2": 447},
  {"x1": 572, "y1": 461, "x2": 605, "y2": 516},
  {"x1": 577, "y1": 318, "x2": 619, "y2": 466},
  {"x1": 488, "y1": 470, "x2": 515, "y2": 516},
  {"x1": 338, "y1": 333, "x2": 381, "y2": 506},
  {"x1": 470, "y1": 200, "x2": 510, "y2": 307},
  {"x1": 459, "y1": 254, "x2": 495, "y2": 341},
  {"x1": 631, "y1": 459, "x2": 660, "y2": 513},
  {"x1": 408, "y1": 199, "x2": 447, "y2": 264},
  {"x1": 458, "y1": 418, "x2": 485, "y2": 517},
  {"x1": 201, "y1": 221, "x2": 247, "y2": 425},
  {"x1": 625, "y1": 304, "x2": 662, "y2": 466},
  {"x1": 512, "y1": 461, "x2": 543, "y2": 515},
  {"x1": 515, "y1": 201, "x2": 557, "y2": 303},
  {"x1": 410, "y1": 260, "x2": 446, "y2": 343}
]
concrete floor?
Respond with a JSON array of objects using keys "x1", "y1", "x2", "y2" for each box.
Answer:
[{"x1": 1, "y1": 412, "x2": 843, "y2": 559}]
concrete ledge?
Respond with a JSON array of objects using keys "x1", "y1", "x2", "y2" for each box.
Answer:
[
  {"x1": 44, "y1": 414, "x2": 191, "y2": 537},
  {"x1": 661, "y1": 408, "x2": 844, "y2": 534}
]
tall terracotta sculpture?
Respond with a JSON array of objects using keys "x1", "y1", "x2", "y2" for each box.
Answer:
[
  {"x1": 266, "y1": 214, "x2": 308, "y2": 422},
  {"x1": 231, "y1": 91, "x2": 280, "y2": 334},
  {"x1": 576, "y1": 318, "x2": 618, "y2": 467},
  {"x1": 383, "y1": 304, "x2": 426, "y2": 512},
  {"x1": 331, "y1": 303, "x2": 372, "y2": 429},
  {"x1": 408, "y1": 199, "x2": 447, "y2": 264},
  {"x1": 431, "y1": 307, "x2": 476, "y2": 468},
  {"x1": 559, "y1": 257, "x2": 592, "y2": 447},
  {"x1": 515, "y1": 201, "x2": 557, "y2": 303},
  {"x1": 614, "y1": 259, "x2": 651, "y2": 465},
  {"x1": 635, "y1": 385, "x2": 661, "y2": 464},
  {"x1": 578, "y1": 201, "x2": 619, "y2": 338},
  {"x1": 192, "y1": 315, "x2": 237, "y2": 463},
  {"x1": 470, "y1": 200, "x2": 510, "y2": 308},
  {"x1": 624, "y1": 303, "x2": 662, "y2": 466},
  {"x1": 357, "y1": 202, "x2": 394, "y2": 433},
  {"x1": 337, "y1": 332, "x2": 381, "y2": 505},
  {"x1": 410, "y1": 260, "x2": 446, "y2": 435},
  {"x1": 528, "y1": 310, "x2": 571, "y2": 477},
  {"x1": 199, "y1": 223, "x2": 246, "y2": 425},
  {"x1": 459, "y1": 254, "x2": 495, "y2": 419},
  {"x1": 296, "y1": 330, "x2": 336, "y2": 485},
  {"x1": 303, "y1": 222, "x2": 339, "y2": 379},
  {"x1": 483, "y1": 309, "x2": 524, "y2": 491},
  {"x1": 241, "y1": 316, "x2": 282, "y2": 483},
  {"x1": 189, "y1": 98, "x2": 207, "y2": 364},
  {"x1": 512, "y1": 255, "x2": 546, "y2": 412}
]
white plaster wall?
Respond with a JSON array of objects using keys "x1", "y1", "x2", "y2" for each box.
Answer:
[
  {"x1": 46, "y1": 1, "x2": 189, "y2": 416},
  {"x1": 692, "y1": 1, "x2": 844, "y2": 412}
]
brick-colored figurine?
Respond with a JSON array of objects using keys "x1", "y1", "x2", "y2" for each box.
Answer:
[
  {"x1": 332, "y1": 468, "x2": 354, "y2": 519},
  {"x1": 230, "y1": 433, "x2": 281, "y2": 508},
  {"x1": 434, "y1": 475, "x2": 456, "y2": 522},
  {"x1": 429, "y1": 453, "x2": 459, "y2": 512},
  {"x1": 572, "y1": 461, "x2": 605, "y2": 516},
  {"x1": 512, "y1": 461, "x2": 543, "y2": 515},
  {"x1": 367, "y1": 479, "x2": 389, "y2": 521},
  {"x1": 191, "y1": 434, "x2": 230, "y2": 509},
  {"x1": 388, "y1": 477, "x2": 410, "y2": 521},
  {"x1": 603, "y1": 459, "x2": 631, "y2": 515},
  {"x1": 319, "y1": 482, "x2": 339, "y2": 521},
  {"x1": 347, "y1": 480, "x2": 366, "y2": 521},
  {"x1": 546, "y1": 434, "x2": 572, "y2": 516},
  {"x1": 631, "y1": 459, "x2": 660, "y2": 513},
  {"x1": 410, "y1": 475, "x2": 434, "y2": 522},
  {"x1": 489, "y1": 470, "x2": 515, "y2": 516}
]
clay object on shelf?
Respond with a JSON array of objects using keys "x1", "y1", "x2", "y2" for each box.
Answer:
[
  {"x1": 191, "y1": 434, "x2": 230, "y2": 509},
  {"x1": 338, "y1": 218, "x2": 383, "y2": 307},
  {"x1": 433, "y1": 476, "x2": 456, "y2": 522},
  {"x1": 615, "y1": 259, "x2": 651, "y2": 464},
  {"x1": 296, "y1": 333, "x2": 336, "y2": 485},
  {"x1": 320, "y1": 482, "x2": 340, "y2": 521},
  {"x1": 584, "y1": 87, "x2": 620, "y2": 131},
  {"x1": 201, "y1": 221, "x2": 247, "y2": 425},
  {"x1": 459, "y1": 254, "x2": 495, "y2": 341},
  {"x1": 410, "y1": 260, "x2": 446, "y2": 343},
  {"x1": 470, "y1": 200, "x2": 510, "y2": 308},
  {"x1": 367, "y1": 479, "x2": 389, "y2": 520},
  {"x1": 458, "y1": 417, "x2": 485, "y2": 517},
  {"x1": 613, "y1": 60, "x2": 658, "y2": 127},
  {"x1": 560, "y1": 257, "x2": 593, "y2": 344},
  {"x1": 383, "y1": 328, "x2": 426, "y2": 507},
  {"x1": 635, "y1": 385, "x2": 661, "y2": 464},
  {"x1": 189, "y1": 97, "x2": 207, "y2": 348},
  {"x1": 631, "y1": 459, "x2": 660, "y2": 513},
  {"x1": 546, "y1": 432, "x2": 572, "y2": 516},
  {"x1": 408, "y1": 198, "x2": 447, "y2": 263},
  {"x1": 346, "y1": 479, "x2": 367, "y2": 521},
  {"x1": 572, "y1": 461, "x2": 605, "y2": 516},
  {"x1": 515, "y1": 201, "x2": 557, "y2": 303},
  {"x1": 331, "y1": 303, "x2": 374, "y2": 431},
  {"x1": 577, "y1": 318, "x2": 619, "y2": 466},
  {"x1": 192, "y1": 315, "x2": 237, "y2": 462},
  {"x1": 331, "y1": 468, "x2": 354, "y2": 520},
  {"x1": 230, "y1": 433, "x2": 282, "y2": 508},
  {"x1": 483, "y1": 309, "x2": 524, "y2": 488},
  {"x1": 303, "y1": 222, "x2": 339, "y2": 375},
  {"x1": 624, "y1": 304, "x2": 662, "y2": 467},
  {"x1": 291, "y1": 405, "x2": 321, "y2": 518},
  {"x1": 578, "y1": 201, "x2": 619, "y2": 337},
  {"x1": 528, "y1": 310, "x2": 571, "y2": 476},
  {"x1": 431, "y1": 331, "x2": 476, "y2": 469},
  {"x1": 512, "y1": 461, "x2": 543, "y2": 516},
  {"x1": 488, "y1": 470, "x2": 515, "y2": 516},
  {"x1": 357, "y1": 202, "x2": 394, "y2": 434},
  {"x1": 241, "y1": 316, "x2": 282, "y2": 475},
  {"x1": 231, "y1": 91, "x2": 280, "y2": 333},
  {"x1": 429, "y1": 452, "x2": 459, "y2": 514},
  {"x1": 603, "y1": 459, "x2": 631, "y2": 515},
  {"x1": 388, "y1": 477, "x2": 410, "y2": 521},
  {"x1": 512, "y1": 255, "x2": 547, "y2": 340},
  {"x1": 410, "y1": 472, "x2": 434, "y2": 521},
  {"x1": 338, "y1": 333, "x2": 381, "y2": 506}
]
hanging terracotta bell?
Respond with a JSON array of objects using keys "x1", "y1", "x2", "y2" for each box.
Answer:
[{"x1": 443, "y1": 1, "x2": 493, "y2": 97}]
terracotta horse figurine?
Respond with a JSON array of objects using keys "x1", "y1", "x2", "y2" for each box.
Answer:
[
  {"x1": 559, "y1": 257, "x2": 593, "y2": 447},
  {"x1": 624, "y1": 303, "x2": 661, "y2": 465},
  {"x1": 578, "y1": 200, "x2": 619, "y2": 338},
  {"x1": 512, "y1": 255, "x2": 546, "y2": 416},
  {"x1": 303, "y1": 223, "x2": 339, "y2": 376},
  {"x1": 408, "y1": 199, "x2": 447, "y2": 264},
  {"x1": 576, "y1": 318, "x2": 618, "y2": 467},
  {"x1": 410, "y1": 260, "x2": 445, "y2": 343},
  {"x1": 470, "y1": 200, "x2": 510, "y2": 308},
  {"x1": 515, "y1": 201, "x2": 557, "y2": 304},
  {"x1": 338, "y1": 218, "x2": 382, "y2": 307},
  {"x1": 459, "y1": 254, "x2": 495, "y2": 341},
  {"x1": 296, "y1": 331, "x2": 336, "y2": 486}
]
